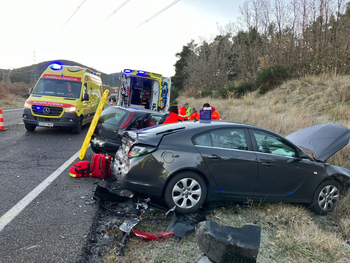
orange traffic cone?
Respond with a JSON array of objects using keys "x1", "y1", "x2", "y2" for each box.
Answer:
[
  {"x1": 110, "y1": 100, "x2": 113, "y2": 106},
  {"x1": 0, "y1": 109, "x2": 6, "y2": 131}
]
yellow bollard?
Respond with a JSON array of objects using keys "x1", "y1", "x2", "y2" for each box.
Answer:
[{"x1": 79, "y1": 90, "x2": 109, "y2": 160}]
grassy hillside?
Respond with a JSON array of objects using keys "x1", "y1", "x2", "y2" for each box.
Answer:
[{"x1": 1, "y1": 59, "x2": 120, "y2": 87}]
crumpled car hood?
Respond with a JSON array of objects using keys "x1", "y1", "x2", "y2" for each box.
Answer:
[{"x1": 286, "y1": 123, "x2": 350, "y2": 162}]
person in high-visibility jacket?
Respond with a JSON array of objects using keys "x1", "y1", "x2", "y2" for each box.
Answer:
[
  {"x1": 202, "y1": 103, "x2": 221, "y2": 120},
  {"x1": 178, "y1": 102, "x2": 190, "y2": 121},
  {"x1": 162, "y1": 105, "x2": 180, "y2": 124},
  {"x1": 189, "y1": 108, "x2": 200, "y2": 121}
]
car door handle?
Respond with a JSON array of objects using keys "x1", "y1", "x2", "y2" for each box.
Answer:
[
  {"x1": 262, "y1": 162, "x2": 274, "y2": 167},
  {"x1": 208, "y1": 154, "x2": 221, "y2": 160}
]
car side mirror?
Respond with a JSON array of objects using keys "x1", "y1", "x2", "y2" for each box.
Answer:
[
  {"x1": 28, "y1": 88, "x2": 33, "y2": 95},
  {"x1": 82, "y1": 93, "x2": 89, "y2": 101}
]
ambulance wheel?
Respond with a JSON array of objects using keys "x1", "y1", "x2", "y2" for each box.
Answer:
[
  {"x1": 72, "y1": 119, "x2": 82, "y2": 134},
  {"x1": 25, "y1": 123, "x2": 36, "y2": 131}
]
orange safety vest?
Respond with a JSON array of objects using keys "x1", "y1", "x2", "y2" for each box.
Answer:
[
  {"x1": 190, "y1": 112, "x2": 200, "y2": 120},
  {"x1": 162, "y1": 112, "x2": 179, "y2": 124},
  {"x1": 178, "y1": 106, "x2": 189, "y2": 121},
  {"x1": 211, "y1": 111, "x2": 221, "y2": 120}
]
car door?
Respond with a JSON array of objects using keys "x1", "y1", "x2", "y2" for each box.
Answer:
[
  {"x1": 249, "y1": 129, "x2": 323, "y2": 201},
  {"x1": 194, "y1": 128, "x2": 259, "y2": 199}
]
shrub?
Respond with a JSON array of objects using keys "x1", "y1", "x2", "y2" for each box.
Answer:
[
  {"x1": 228, "y1": 83, "x2": 254, "y2": 98},
  {"x1": 256, "y1": 65, "x2": 290, "y2": 94},
  {"x1": 216, "y1": 87, "x2": 228, "y2": 99},
  {"x1": 201, "y1": 89, "x2": 212, "y2": 98}
]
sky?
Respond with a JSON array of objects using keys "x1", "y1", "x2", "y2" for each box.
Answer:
[{"x1": 0, "y1": 0, "x2": 244, "y2": 77}]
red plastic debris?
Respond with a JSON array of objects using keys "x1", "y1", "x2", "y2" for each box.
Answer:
[{"x1": 132, "y1": 229, "x2": 173, "y2": 240}]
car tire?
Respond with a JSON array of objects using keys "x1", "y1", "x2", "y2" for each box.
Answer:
[
  {"x1": 72, "y1": 119, "x2": 82, "y2": 134},
  {"x1": 25, "y1": 123, "x2": 36, "y2": 131},
  {"x1": 91, "y1": 144, "x2": 103, "y2": 154},
  {"x1": 164, "y1": 171, "x2": 207, "y2": 214},
  {"x1": 309, "y1": 180, "x2": 340, "y2": 215}
]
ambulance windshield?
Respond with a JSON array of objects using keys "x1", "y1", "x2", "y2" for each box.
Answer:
[{"x1": 33, "y1": 79, "x2": 82, "y2": 99}]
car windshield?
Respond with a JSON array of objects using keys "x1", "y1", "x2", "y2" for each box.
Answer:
[
  {"x1": 100, "y1": 107, "x2": 129, "y2": 126},
  {"x1": 33, "y1": 78, "x2": 82, "y2": 98}
]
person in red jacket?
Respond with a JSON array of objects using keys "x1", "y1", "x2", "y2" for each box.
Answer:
[
  {"x1": 178, "y1": 103, "x2": 190, "y2": 121},
  {"x1": 202, "y1": 103, "x2": 221, "y2": 120},
  {"x1": 162, "y1": 105, "x2": 180, "y2": 124},
  {"x1": 189, "y1": 108, "x2": 200, "y2": 121}
]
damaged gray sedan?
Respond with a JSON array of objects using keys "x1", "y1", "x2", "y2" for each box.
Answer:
[{"x1": 113, "y1": 121, "x2": 350, "y2": 214}]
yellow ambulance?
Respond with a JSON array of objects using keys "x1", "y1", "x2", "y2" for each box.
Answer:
[
  {"x1": 116, "y1": 69, "x2": 171, "y2": 112},
  {"x1": 23, "y1": 63, "x2": 103, "y2": 133}
]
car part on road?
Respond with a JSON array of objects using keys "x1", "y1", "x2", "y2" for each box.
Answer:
[
  {"x1": 94, "y1": 185, "x2": 134, "y2": 202},
  {"x1": 132, "y1": 228, "x2": 173, "y2": 240},
  {"x1": 196, "y1": 221, "x2": 261, "y2": 263},
  {"x1": 165, "y1": 211, "x2": 196, "y2": 240},
  {"x1": 164, "y1": 171, "x2": 207, "y2": 214}
]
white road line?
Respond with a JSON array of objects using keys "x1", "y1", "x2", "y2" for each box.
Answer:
[
  {"x1": 0, "y1": 150, "x2": 81, "y2": 232},
  {"x1": 2, "y1": 108, "x2": 23, "y2": 112}
]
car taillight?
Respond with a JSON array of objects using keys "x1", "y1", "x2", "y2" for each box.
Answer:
[
  {"x1": 128, "y1": 145, "x2": 156, "y2": 158},
  {"x1": 120, "y1": 112, "x2": 135, "y2": 129}
]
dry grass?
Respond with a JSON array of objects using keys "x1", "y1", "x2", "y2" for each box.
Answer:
[{"x1": 0, "y1": 82, "x2": 30, "y2": 109}]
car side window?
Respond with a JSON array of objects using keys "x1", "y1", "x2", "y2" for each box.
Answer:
[
  {"x1": 210, "y1": 128, "x2": 248, "y2": 150},
  {"x1": 252, "y1": 130, "x2": 297, "y2": 157},
  {"x1": 193, "y1": 132, "x2": 212, "y2": 147},
  {"x1": 149, "y1": 115, "x2": 163, "y2": 126},
  {"x1": 131, "y1": 116, "x2": 144, "y2": 129}
]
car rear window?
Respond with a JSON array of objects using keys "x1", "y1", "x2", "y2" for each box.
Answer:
[{"x1": 100, "y1": 108, "x2": 129, "y2": 126}]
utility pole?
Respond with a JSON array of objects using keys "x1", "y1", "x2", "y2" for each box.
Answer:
[
  {"x1": 1, "y1": 69, "x2": 12, "y2": 84},
  {"x1": 30, "y1": 51, "x2": 38, "y2": 83}
]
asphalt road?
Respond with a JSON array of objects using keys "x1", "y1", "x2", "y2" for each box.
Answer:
[{"x1": 0, "y1": 108, "x2": 106, "y2": 263}]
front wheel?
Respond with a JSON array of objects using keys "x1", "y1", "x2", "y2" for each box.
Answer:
[
  {"x1": 164, "y1": 171, "x2": 207, "y2": 214},
  {"x1": 309, "y1": 180, "x2": 340, "y2": 215},
  {"x1": 25, "y1": 123, "x2": 36, "y2": 131},
  {"x1": 72, "y1": 119, "x2": 82, "y2": 134}
]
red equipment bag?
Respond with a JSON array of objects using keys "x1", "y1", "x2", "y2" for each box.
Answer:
[
  {"x1": 90, "y1": 154, "x2": 112, "y2": 179},
  {"x1": 69, "y1": 161, "x2": 91, "y2": 178}
]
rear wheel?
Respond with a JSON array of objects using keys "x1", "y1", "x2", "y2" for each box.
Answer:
[
  {"x1": 72, "y1": 119, "x2": 82, "y2": 134},
  {"x1": 164, "y1": 171, "x2": 207, "y2": 214},
  {"x1": 310, "y1": 180, "x2": 340, "y2": 215},
  {"x1": 25, "y1": 123, "x2": 36, "y2": 131},
  {"x1": 91, "y1": 144, "x2": 103, "y2": 154}
]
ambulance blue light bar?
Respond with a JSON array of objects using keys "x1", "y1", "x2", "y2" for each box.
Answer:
[
  {"x1": 124, "y1": 69, "x2": 132, "y2": 73},
  {"x1": 138, "y1": 70, "x2": 146, "y2": 74},
  {"x1": 50, "y1": 64, "x2": 62, "y2": 70}
]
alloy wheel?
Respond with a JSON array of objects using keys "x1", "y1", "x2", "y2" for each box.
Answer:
[{"x1": 172, "y1": 178, "x2": 202, "y2": 209}]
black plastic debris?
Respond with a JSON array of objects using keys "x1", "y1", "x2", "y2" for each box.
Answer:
[
  {"x1": 196, "y1": 221, "x2": 261, "y2": 263},
  {"x1": 94, "y1": 185, "x2": 134, "y2": 202},
  {"x1": 165, "y1": 212, "x2": 196, "y2": 240}
]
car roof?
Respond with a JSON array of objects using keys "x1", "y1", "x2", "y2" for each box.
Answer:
[
  {"x1": 110, "y1": 106, "x2": 165, "y2": 115},
  {"x1": 140, "y1": 120, "x2": 272, "y2": 134}
]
